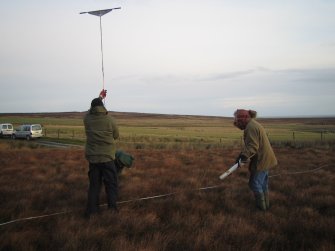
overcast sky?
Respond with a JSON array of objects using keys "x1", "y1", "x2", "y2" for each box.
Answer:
[{"x1": 1, "y1": 0, "x2": 335, "y2": 117}]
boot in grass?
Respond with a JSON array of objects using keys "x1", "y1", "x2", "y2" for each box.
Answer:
[
  {"x1": 254, "y1": 193, "x2": 266, "y2": 211},
  {"x1": 264, "y1": 191, "x2": 270, "y2": 209}
]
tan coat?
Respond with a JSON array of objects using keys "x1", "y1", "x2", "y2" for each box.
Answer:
[{"x1": 242, "y1": 119, "x2": 277, "y2": 171}]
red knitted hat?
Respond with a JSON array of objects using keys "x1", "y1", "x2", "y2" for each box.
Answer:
[{"x1": 234, "y1": 109, "x2": 250, "y2": 119}]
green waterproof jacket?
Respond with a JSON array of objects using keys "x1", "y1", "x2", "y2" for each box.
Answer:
[
  {"x1": 242, "y1": 119, "x2": 278, "y2": 171},
  {"x1": 84, "y1": 106, "x2": 119, "y2": 163}
]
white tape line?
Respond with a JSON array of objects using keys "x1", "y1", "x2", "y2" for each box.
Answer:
[
  {"x1": 0, "y1": 211, "x2": 69, "y2": 226},
  {"x1": 0, "y1": 164, "x2": 327, "y2": 227}
]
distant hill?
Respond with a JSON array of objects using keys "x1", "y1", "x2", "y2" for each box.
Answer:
[{"x1": 1, "y1": 111, "x2": 334, "y2": 125}]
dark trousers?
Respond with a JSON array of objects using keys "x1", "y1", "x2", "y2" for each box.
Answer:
[{"x1": 86, "y1": 161, "x2": 118, "y2": 215}]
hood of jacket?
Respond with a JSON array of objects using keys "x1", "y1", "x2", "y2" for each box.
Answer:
[{"x1": 89, "y1": 106, "x2": 108, "y2": 115}]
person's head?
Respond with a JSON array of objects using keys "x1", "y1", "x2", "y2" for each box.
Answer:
[
  {"x1": 90, "y1": 98, "x2": 104, "y2": 108},
  {"x1": 233, "y1": 109, "x2": 257, "y2": 130}
]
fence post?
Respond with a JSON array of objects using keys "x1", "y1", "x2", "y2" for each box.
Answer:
[
  {"x1": 44, "y1": 128, "x2": 47, "y2": 137},
  {"x1": 58, "y1": 129, "x2": 60, "y2": 139},
  {"x1": 321, "y1": 131, "x2": 323, "y2": 142},
  {"x1": 293, "y1": 132, "x2": 295, "y2": 142}
]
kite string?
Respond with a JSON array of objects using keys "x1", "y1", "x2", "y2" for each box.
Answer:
[{"x1": 99, "y1": 16, "x2": 105, "y2": 91}]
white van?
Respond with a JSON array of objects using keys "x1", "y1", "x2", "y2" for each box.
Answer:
[
  {"x1": 0, "y1": 123, "x2": 14, "y2": 137},
  {"x1": 12, "y1": 124, "x2": 43, "y2": 140}
]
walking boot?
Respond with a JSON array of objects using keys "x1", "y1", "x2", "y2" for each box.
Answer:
[{"x1": 255, "y1": 193, "x2": 267, "y2": 211}]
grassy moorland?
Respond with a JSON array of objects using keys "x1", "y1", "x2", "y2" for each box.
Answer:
[
  {"x1": 1, "y1": 112, "x2": 335, "y2": 149},
  {"x1": 0, "y1": 112, "x2": 334, "y2": 250}
]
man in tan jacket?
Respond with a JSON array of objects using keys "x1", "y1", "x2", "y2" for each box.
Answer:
[{"x1": 234, "y1": 109, "x2": 277, "y2": 211}]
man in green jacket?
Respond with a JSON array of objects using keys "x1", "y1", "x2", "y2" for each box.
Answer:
[
  {"x1": 234, "y1": 109, "x2": 277, "y2": 211},
  {"x1": 84, "y1": 97, "x2": 119, "y2": 217}
]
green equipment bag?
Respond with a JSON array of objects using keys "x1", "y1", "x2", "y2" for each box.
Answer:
[{"x1": 115, "y1": 150, "x2": 134, "y2": 173}]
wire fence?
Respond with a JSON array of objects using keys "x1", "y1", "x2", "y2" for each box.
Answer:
[{"x1": 40, "y1": 128, "x2": 335, "y2": 150}]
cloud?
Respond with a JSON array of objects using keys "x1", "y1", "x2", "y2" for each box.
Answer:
[
  {"x1": 200, "y1": 69, "x2": 256, "y2": 81},
  {"x1": 118, "y1": 66, "x2": 335, "y2": 116},
  {"x1": 1, "y1": 1, "x2": 335, "y2": 116}
]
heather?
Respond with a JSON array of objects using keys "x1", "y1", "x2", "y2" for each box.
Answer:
[{"x1": 0, "y1": 142, "x2": 334, "y2": 250}]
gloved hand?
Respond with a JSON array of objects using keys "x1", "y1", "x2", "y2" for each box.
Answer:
[
  {"x1": 235, "y1": 153, "x2": 248, "y2": 167},
  {"x1": 99, "y1": 89, "x2": 107, "y2": 99}
]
